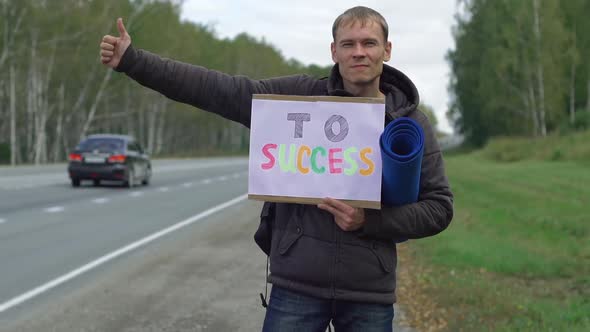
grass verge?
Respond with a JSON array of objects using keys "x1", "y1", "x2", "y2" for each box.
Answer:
[{"x1": 399, "y1": 154, "x2": 590, "y2": 331}]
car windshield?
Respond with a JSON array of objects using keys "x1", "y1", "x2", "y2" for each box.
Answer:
[{"x1": 78, "y1": 138, "x2": 124, "y2": 153}]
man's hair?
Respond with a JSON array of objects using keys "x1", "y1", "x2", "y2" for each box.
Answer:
[{"x1": 332, "y1": 6, "x2": 389, "y2": 42}]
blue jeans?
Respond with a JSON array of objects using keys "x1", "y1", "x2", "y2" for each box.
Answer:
[{"x1": 262, "y1": 286, "x2": 394, "y2": 332}]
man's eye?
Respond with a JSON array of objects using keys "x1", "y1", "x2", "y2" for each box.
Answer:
[{"x1": 365, "y1": 41, "x2": 377, "y2": 46}]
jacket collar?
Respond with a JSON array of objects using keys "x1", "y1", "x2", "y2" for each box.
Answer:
[{"x1": 326, "y1": 63, "x2": 420, "y2": 120}]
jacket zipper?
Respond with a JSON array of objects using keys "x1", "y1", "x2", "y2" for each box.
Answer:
[{"x1": 332, "y1": 216, "x2": 339, "y2": 298}]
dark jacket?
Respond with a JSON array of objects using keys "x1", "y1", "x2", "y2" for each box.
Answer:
[{"x1": 116, "y1": 45, "x2": 454, "y2": 304}]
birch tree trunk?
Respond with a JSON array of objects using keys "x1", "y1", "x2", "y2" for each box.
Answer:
[
  {"x1": 53, "y1": 83, "x2": 65, "y2": 162},
  {"x1": 155, "y1": 99, "x2": 167, "y2": 155},
  {"x1": 33, "y1": 106, "x2": 47, "y2": 165},
  {"x1": 67, "y1": 66, "x2": 97, "y2": 133},
  {"x1": 568, "y1": 26, "x2": 578, "y2": 126},
  {"x1": 147, "y1": 103, "x2": 157, "y2": 153},
  {"x1": 0, "y1": 5, "x2": 25, "y2": 70},
  {"x1": 138, "y1": 100, "x2": 145, "y2": 144},
  {"x1": 79, "y1": 69, "x2": 113, "y2": 140},
  {"x1": 9, "y1": 63, "x2": 16, "y2": 166},
  {"x1": 33, "y1": 38, "x2": 57, "y2": 165},
  {"x1": 528, "y1": 78, "x2": 539, "y2": 137},
  {"x1": 532, "y1": 0, "x2": 547, "y2": 137},
  {"x1": 26, "y1": 35, "x2": 38, "y2": 163},
  {"x1": 569, "y1": 60, "x2": 576, "y2": 125},
  {"x1": 125, "y1": 86, "x2": 135, "y2": 137}
]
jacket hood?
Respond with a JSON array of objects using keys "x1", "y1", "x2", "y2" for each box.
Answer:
[{"x1": 327, "y1": 63, "x2": 420, "y2": 119}]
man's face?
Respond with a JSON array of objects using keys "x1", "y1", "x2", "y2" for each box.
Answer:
[{"x1": 331, "y1": 20, "x2": 392, "y2": 93}]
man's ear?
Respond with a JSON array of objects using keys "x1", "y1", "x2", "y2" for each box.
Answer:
[
  {"x1": 384, "y1": 41, "x2": 392, "y2": 62},
  {"x1": 331, "y1": 42, "x2": 337, "y2": 63}
]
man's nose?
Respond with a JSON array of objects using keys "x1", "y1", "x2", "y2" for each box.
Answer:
[{"x1": 352, "y1": 43, "x2": 366, "y2": 57}]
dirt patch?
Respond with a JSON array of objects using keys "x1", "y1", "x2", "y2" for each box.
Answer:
[{"x1": 396, "y1": 243, "x2": 448, "y2": 332}]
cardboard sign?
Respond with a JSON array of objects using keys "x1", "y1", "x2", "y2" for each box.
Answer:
[{"x1": 248, "y1": 95, "x2": 385, "y2": 209}]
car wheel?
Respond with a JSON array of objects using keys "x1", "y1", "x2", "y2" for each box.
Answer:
[
  {"x1": 71, "y1": 178, "x2": 81, "y2": 187},
  {"x1": 142, "y1": 167, "x2": 151, "y2": 186},
  {"x1": 124, "y1": 169, "x2": 134, "y2": 188},
  {"x1": 93, "y1": 179, "x2": 100, "y2": 187}
]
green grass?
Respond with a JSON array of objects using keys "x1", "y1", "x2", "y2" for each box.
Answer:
[
  {"x1": 478, "y1": 130, "x2": 590, "y2": 163},
  {"x1": 411, "y1": 153, "x2": 590, "y2": 331}
]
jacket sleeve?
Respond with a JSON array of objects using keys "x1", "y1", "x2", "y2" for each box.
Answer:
[
  {"x1": 362, "y1": 111, "x2": 454, "y2": 240},
  {"x1": 115, "y1": 45, "x2": 313, "y2": 128}
]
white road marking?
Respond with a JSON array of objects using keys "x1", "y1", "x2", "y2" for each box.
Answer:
[
  {"x1": 0, "y1": 194, "x2": 248, "y2": 314},
  {"x1": 92, "y1": 198, "x2": 110, "y2": 204},
  {"x1": 158, "y1": 187, "x2": 169, "y2": 192},
  {"x1": 0, "y1": 218, "x2": 5, "y2": 224},
  {"x1": 232, "y1": 173, "x2": 240, "y2": 179},
  {"x1": 44, "y1": 206, "x2": 64, "y2": 213},
  {"x1": 152, "y1": 160, "x2": 248, "y2": 173},
  {"x1": 218, "y1": 176, "x2": 228, "y2": 181},
  {"x1": 182, "y1": 182, "x2": 194, "y2": 188},
  {"x1": 202, "y1": 179, "x2": 212, "y2": 184},
  {"x1": 0, "y1": 158, "x2": 247, "y2": 190},
  {"x1": 0, "y1": 173, "x2": 68, "y2": 190},
  {"x1": 130, "y1": 191, "x2": 144, "y2": 197}
]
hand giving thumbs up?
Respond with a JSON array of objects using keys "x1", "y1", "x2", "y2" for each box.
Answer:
[{"x1": 100, "y1": 18, "x2": 131, "y2": 69}]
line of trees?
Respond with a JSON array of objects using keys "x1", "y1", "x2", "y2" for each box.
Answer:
[
  {"x1": 0, "y1": 0, "x2": 330, "y2": 165},
  {"x1": 447, "y1": 0, "x2": 590, "y2": 146}
]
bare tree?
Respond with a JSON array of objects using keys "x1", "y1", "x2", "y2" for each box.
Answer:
[
  {"x1": 78, "y1": 69, "x2": 113, "y2": 140},
  {"x1": 532, "y1": 0, "x2": 547, "y2": 136},
  {"x1": 52, "y1": 83, "x2": 65, "y2": 162},
  {"x1": 9, "y1": 62, "x2": 16, "y2": 165}
]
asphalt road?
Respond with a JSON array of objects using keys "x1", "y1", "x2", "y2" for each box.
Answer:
[{"x1": 0, "y1": 158, "x2": 413, "y2": 331}]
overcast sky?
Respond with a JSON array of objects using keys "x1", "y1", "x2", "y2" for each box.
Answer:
[{"x1": 180, "y1": 1, "x2": 458, "y2": 133}]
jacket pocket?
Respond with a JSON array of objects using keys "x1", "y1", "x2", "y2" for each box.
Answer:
[
  {"x1": 341, "y1": 232, "x2": 395, "y2": 274},
  {"x1": 271, "y1": 223, "x2": 333, "y2": 288},
  {"x1": 278, "y1": 222, "x2": 303, "y2": 255},
  {"x1": 336, "y1": 238, "x2": 397, "y2": 293},
  {"x1": 370, "y1": 241, "x2": 394, "y2": 273}
]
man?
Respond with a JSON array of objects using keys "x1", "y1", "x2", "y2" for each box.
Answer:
[{"x1": 100, "y1": 6, "x2": 453, "y2": 332}]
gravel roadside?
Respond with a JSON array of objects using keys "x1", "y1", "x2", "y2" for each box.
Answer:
[{"x1": 2, "y1": 200, "x2": 417, "y2": 332}]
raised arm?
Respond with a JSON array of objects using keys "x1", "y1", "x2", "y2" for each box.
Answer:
[{"x1": 100, "y1": 18, "x2": 313, "y2": 128}]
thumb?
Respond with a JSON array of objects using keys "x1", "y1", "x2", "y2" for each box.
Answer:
[{"x1": 117, "y1": 18, "x2": 128, "y2": 37}]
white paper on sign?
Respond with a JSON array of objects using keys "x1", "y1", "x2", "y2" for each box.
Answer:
[{"x1": 248, "y1": 97, "x2": 384, "y2": 204}]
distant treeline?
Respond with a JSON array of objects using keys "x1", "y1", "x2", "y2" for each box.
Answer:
[
  {"x1": 0, "y1": 0, "x2": 331, "y2": 165},
  {"x1": 448, "y1": 0, "x2": 590, "y2": 146}
]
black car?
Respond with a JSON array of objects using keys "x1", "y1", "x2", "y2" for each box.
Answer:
[{"x1": 67, "y1": 134, "x2": 151, "y2": 188}]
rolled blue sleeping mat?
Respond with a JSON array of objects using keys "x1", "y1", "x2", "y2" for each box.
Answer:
[{"x1": 379, "y1": 117, "x2": 424, "y2": 242}]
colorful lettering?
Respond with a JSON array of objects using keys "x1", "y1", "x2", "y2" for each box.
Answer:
[
  {"x1": 297, "y1": 145, "x2": 311, "y2": 174},
  {"x1": 278, "y1": 144, "x2": 297, "y2": 173},
  {"x1": 261, "y1": 143, "x2": 277, "y2": 170},
  {"x1": 311, "y1": 147, "x2": 326, "y2": 174},
  {"x1": 359, "y1": 147, "x2": 375, "y2": 176},
  {"x1": 343, "y1": 147, "x2": 358, "y2": 176},
  {"x1": 260, "y1": 143, "x2": 375, "y2": 176},
  {"x1": 328, "y1": 148, "x2": 343, "y2": 174}
]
